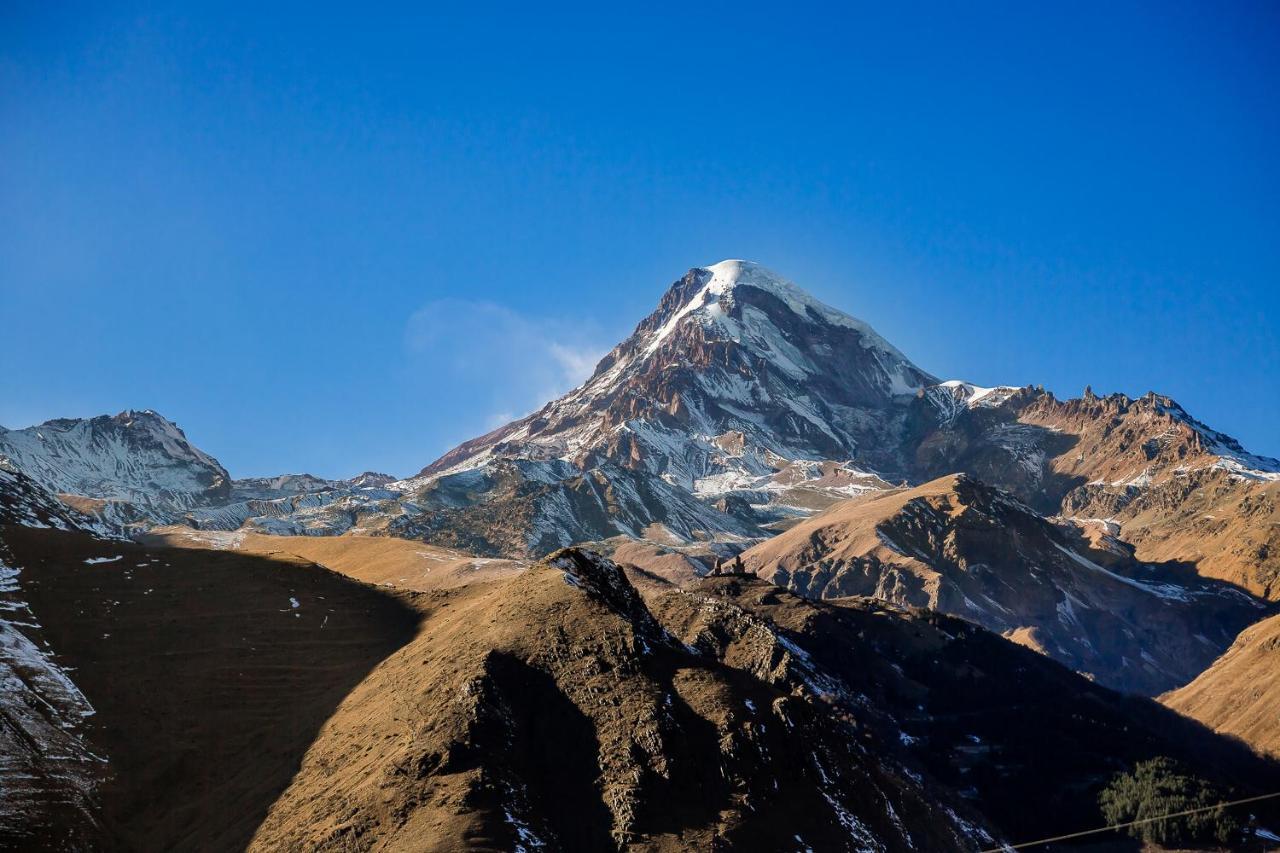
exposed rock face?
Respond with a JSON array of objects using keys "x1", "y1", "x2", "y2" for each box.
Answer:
[
  {"x1": 230, "y1": 471, "x2": 398, "y2": 501},
  {"x1": 384, "y1": 459, "x2": 763, "y2": 557},
  {"x1": 230, "y1": 473, "x2": 344, "y2": 501},
  {"x1": 742, "y1": 474, "x2": 1270, "y2": 695},
  {"x1": 1162, "y1": 613, "x2": 1280, "y2": 759},
  {"x1": 0, "y1": 464, "x2": 114, "y2": 849},
  {"x1": 347, "y1": 471, "x2": 396, "y2": 489},
  {"x1": 0, "y1": 410, "x2": 231, "y2": 527},
  {"x1": 183, "y1": 477, "x2": 404, "y2": 537},
  {"x1": 0, "y1": 532, "x2": 102, "y2": 850}
]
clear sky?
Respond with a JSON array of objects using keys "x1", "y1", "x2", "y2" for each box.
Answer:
[{"x1": 2, "y1": 2, "x2": 1277, "y2": 477}]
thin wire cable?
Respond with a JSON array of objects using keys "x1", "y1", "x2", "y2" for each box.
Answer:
[{"x1": 977, "y1": 790, "x2": 1280, "y2": 852}]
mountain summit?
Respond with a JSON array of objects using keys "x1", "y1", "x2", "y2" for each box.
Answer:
[
  {"x1": 420, "y1": 260, "x2": 934, "y2": 487},
  {"x1": 0, "y1": 410, "x2": 231, "y2": 527},
  {"x1": 381, "y1": 260, "x2": 944, "y2": 555},
  {"x1": 424, "y1": 258, "x2": 936, "y2": 481}
]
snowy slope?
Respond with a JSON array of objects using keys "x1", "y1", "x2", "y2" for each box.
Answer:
[
  {"x1": 0, "y1": 408, "x2": 410, "y2": 538},
  {"x1": 229, "y1": 471, "x2": 398, "y2": 501},
  {"x1": 0, "y1": 461, "x2": 108, "y2": 534},
  {"x1": 0, "y1": 541, "x2": 102, "y2": 845}
]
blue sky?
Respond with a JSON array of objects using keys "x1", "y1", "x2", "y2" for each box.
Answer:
[{"x1": 2, "y1": 2, "x2": 1277, "y2": 477}]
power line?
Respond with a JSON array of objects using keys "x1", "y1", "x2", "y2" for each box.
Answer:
[{"x1": 977, "y1": 790, "x2": 1280, "y2": 852}]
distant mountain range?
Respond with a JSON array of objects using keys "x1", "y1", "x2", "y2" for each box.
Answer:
[
  {"x1": 4, "y1": 260, "x2": 1276, "y2": 694},
  {"x1": 3, "y1": 260, "x2": 1280, "y2": 848},
  {"x1": 2, "y1": 258, "x2": 1280, "y2": 691},
  {"x1": 8, "y1": 262, "x2": 1276, "y2": 565}
]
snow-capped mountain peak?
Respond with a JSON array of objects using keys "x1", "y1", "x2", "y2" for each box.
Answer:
[
  {"x1": 383, "y1": 262, "x2": 947, "y2": 552},
  {"x1": 416, "y1": 262, "x2": 938, "y2": 483},
  {"x1": 0, "y1": 410, "x2": 231, "y2": 526},
  {"x1": 572, "y1": 261, "x2": 933, "y2": 422},
  {"x1": 626, "y1": 260, "x2": 931, "y2": 390},
  {"x1": 671, "y1": 260, "x2": 911, "y2": 353}
]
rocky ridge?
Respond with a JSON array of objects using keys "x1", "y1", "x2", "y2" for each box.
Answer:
[
  {"x1": 908, "y1": 386, "x2": 1280, "y2": 598},
  {"x1": 741, "y1": 474, "x2": 1269, "y2": 694}
]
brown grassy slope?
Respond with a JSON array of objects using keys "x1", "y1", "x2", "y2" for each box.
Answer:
[
  {"x1": 739, "y1": 474, "x2": 1269, "y2": 695},
  {"x1": 1162, "y1": 613, "x2": 1280, "y2": 758},
  {"x1": 739, "y1": 481, "x2": 922, "y2": 586},
  {"x1": 2, "y1": 525, "x2": 420, "y2": 852},
  {"x1": 249, "y1": 549, "x2": 988, "y2": 852},
  {"x1": 144, "y1": 526, "x2": 526, "y2": 591}
]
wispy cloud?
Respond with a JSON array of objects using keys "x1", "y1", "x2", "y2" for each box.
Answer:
[
  {"x1": 404, "y1": 299, "x2": 609, "y2": 430},
  {"x1": 484, "y1": 410, "x2": 517, "y2": 430}
]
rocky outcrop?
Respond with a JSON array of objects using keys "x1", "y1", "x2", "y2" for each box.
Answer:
[
  {"x1": 0, "y1": 460, "x2": 100, "y2": 532},
  {"x1": 649, "y1": 573, "x2": 1280, "y2": 848}
]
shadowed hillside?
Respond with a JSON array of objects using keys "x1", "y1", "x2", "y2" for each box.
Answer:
[{"x1": 0, "y1": 526, "x2": 420, "y2": 850}]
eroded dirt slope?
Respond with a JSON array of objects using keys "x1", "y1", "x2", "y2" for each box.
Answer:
[{"x1": 143, "y1": 526, "x2": 526, "y2": 591}]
